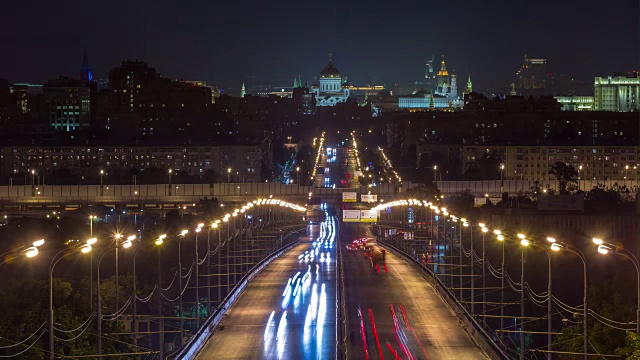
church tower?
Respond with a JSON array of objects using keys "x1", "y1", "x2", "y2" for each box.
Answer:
[
  {"x1": 464, "y1": 74, "x2": 473, "y2": 94},
  {"x1": 450, "y1": 73, "x2": 457, "y2": 100},
  {"x1": 241, "y1": 82, "x2": 246, "y2": 97}
]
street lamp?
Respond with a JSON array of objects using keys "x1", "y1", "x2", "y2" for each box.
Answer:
[
  {"x1": 593, "y1": 238, "x2": 640, "y2": 335},
  {"x1": 518, "y1": 235, "x2": 529, "y2": 360},
  {"x1": 168, "y1": 169, "x2": 173, "y2": 195},
  {"x1": 0, "y1": 239, "x2": 45, "y2": 266},
  {"x1": 551, "y1": 239, "x2": 589, "y2": 358},
  {"x1": 96, "y1": 238, "x2": 133, "y2": 356},
  {"x1": 228, "y1": 167, "x2": 232, "y2": 183},
  {"x1": 100, "y1": 170, "x2": 104, "y2": 187},
  {"x1": 296, "y1": 166, "x2": 300, "y2": 185},
  {"x1": 195, "y1": 226, "x2": 202, "y2": 330},
  {"x1": 500, "y1": 164, "x2": 505, "y2": 192},
  {"x1": 433, "y1": 165, "x2": 438, "y2": 184},
  {"x1": 176, "y1": 229, "x2": 189, "y2": 345},
  {"x1": 480, "y1": 224, "x2": 488, "y2": 319},
  {"x1": 50, "y1": 242, "x2": 92, "y2": 360}
]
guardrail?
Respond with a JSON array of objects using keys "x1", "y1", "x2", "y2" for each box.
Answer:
[
  {"x1": 172, "y1": 229, "x2": 302, "y2": 360},
  {"x1": 378, "y1": 238, "x2": 508, "y2": 360},
  {"x1": 336, "y1": 219, "x2": 348, "y2": 360}
]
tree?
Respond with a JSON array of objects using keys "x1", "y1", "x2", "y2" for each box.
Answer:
[
  {"x1": 548, "y1": 162, "x2": 578, "y2": 194},
  {"x1": 404, "y1": 183, "x2": 441, "y2": 202},
  {"x1": 616, "y1": 332, "x2": 640, "y2": 359}
]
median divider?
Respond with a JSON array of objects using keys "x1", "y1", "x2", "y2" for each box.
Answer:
[
  {"x1": 378, "y1": 239, "x2": 508, "y2": 360},
  {"x1": 172, "y1": 231, "x2": 302, "y2": 360}
]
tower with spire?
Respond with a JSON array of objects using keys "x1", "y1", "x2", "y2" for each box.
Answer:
[
  {"x1": 436, "y1": 55, "x2": 449, "y2": 89},
  {"x1": 463, "y1": 74, "x2": 473, "y2": 94},
  {"x1": 240, "y1": 82, "x2": 246, "y2": 97},
  {"x1": 80, "y1": 49, "x2": 92, "y2": 82}
]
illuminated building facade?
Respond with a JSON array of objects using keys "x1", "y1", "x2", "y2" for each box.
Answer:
[
  {"x1": 311, "y1": 55, "x2": 351, "y2": 107},
  {"x1": 554, "y1": 95, "x2": 595, "y2": 111},
  {"x1": 43, "y1": 77, "x2": 96, "y2": 131},
  {"x1": 594, "y1": 72, "x2": 640, "y2": 112}
]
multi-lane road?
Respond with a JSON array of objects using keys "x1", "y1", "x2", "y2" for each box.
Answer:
[
  {"x1": 342, "y1": 225, "x2": 487, "y2": 360},
  {"x1": 197, "y1": 215, "x2": 337, "y2": 359},
  {"x1": 197, "y1": 219, "x2": 487, "y2": 359},
  {"x1": 197, "y1": 140, "x2": 487, "y2": 359}
]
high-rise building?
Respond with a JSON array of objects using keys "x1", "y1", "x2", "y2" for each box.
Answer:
[
  {"x1": 241, "y1": 82, "x2": 246, "y2": 98},
  {"x1": 516, "y1": 55, "x2": 547, "y2": 95},
  {"x1": 424, "y1": 56, "x2": 436, "y2": 91},
  {"x1": 436, "y1": 55, "x2": 449, "y2": 89},
  {"x1": 43, "y1": 77, "x2": 96, "y2": 131},
  {"x1": 594, "y1": 72, "x2": 640, "y2": 112}
]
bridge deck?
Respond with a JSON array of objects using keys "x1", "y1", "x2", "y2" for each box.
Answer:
[{"x1": 342, "y1": 225, "x2": 488, "y2": 360}]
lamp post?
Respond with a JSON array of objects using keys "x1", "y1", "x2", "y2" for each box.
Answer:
[
  {"x1": 517, "y1": 234, "x2": 529, "y2": 360},
  {"x1": 578, "y1": 165, "x2": 583, "y2": 190},
  {"x1": 551, "y1": 240, "x2": 588, "y2": 359},
  {"x1": 50, "y1": 242, "x2": 92, "y2": 360},
  {"x1": 594, "y1": 238, "x2": 639, "y2": 334},
  {"x1": 96, "y1": 237, "x2": 132, "y2": 356},
  {"x1": 31, "y1": 169, "x2": 35, "y2": 186},
  {"x1": 495, "y1": 231, "x2": 506, "y2": 348},
  {"x1": 296, "y1": 166, "x2": 300, "y2": 185},
  {"x1": 195, "y1": 226, "x2": 203, "y2": 330},
  {"x1": 168, "y1": 169, "x2": 173, "y2": 196},
  {"x1": 0, "y1": 239, "x2": 43, "y2": 266},
  {"x1": 227, "y1": 167, "x2": 232, "y2": 183},
  {"x1": 433, "y1": 165, "x2": 438, "y2": 184},
  {"x1": 0, "y1": 246, "x2": 39, "y2": 266},
  {"x1": 208, "y1": 222, "x2": 219, "y2": 315},
  {"x1": 87, "y1": 236, "x2": 97, "y2": 309},
  {"x1": 100, "y1": 170, "x2": 104, "y2": 187},
  {"x1": 461, "y1": 219, "x2": 469, "y2": 302},
  {"x1": 500, "y1": 164, "x2": 505, "y2": 192},
  {"x1": 178, "y1": 229, "x2": 188, "y2": 346},
  {"x1": 132, "y1": 237, "x2": 163, "y2": 351},
  {"x1": 480, "y1": 224, "x2": 488, "y2": 320}
]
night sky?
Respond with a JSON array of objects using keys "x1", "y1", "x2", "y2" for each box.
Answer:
[{"x1": 1, "y1": 0, "x2": 638, "y2": 91}]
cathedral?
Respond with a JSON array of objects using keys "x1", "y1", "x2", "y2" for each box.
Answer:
[
  {"x1": 311, "y1": 55, "x2": 351, "y2": 106},
  {"x1": 429, "y1": 55, "x2": 458, "y2": 101}
]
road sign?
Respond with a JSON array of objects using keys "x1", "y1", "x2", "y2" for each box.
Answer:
[
  {"x1": 342, "y1": 192, "x2": 357, "y2": 202},
  {"x1": 360, "y1": 210, "x2": 378, "y2": 223},
  {"x1": 343, "y1": 210, "x2": 360, "y2": 222},
  {"x1": 361, "y1": 194, "x2": 377, "y2": 203}
]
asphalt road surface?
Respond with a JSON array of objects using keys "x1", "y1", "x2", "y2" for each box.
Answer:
[
  {"x1": 342, "y1": 224, "x2": 488, "y2": 360},
  {"x1": 196, "y1": 217, "x2": 337, "y2": 359}
]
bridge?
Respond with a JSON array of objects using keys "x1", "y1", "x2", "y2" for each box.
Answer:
[{"x1": 1, "y1": 133, "x2": 630, "y2": 360}]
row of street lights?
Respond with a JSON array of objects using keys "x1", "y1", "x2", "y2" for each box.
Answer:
[{"x1": 375, "y1": 199, "x2": 638, "y2": 360}]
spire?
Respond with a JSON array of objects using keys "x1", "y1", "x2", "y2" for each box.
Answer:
[
  {"x1": 241, "y1": 82, "x2": 246, "y2": 98},
  {"x1": 466, "y1": 74, "x2": 473, "y2": 93},
  {"x1": 437, "y1": 55, "x2": 449, "y2": 76},
  {"x1": 80, "y1": 49, "x2": 92, "y2": 81},
  {"x1": 294, "y1": 77, "x2": 299, "y2": 88},
  {"x1": 298, "y1": 75, "x2": 302, "y2": 88}
]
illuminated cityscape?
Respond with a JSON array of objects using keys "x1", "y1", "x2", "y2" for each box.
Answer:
[{"x1": 0, "y1": 0, "x2": 637, "y2": 359}]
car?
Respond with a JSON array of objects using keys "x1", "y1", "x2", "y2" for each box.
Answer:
[{"x1": 345, "y1": 244, "x2": 357, "y2": 251}]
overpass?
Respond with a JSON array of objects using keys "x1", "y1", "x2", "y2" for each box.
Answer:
[{"x1": 0, "y1": 183, "x2": 400, "y2": 211}]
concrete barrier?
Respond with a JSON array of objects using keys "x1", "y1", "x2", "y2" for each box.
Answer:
[{"x1": 173, "y1": 236, "x2": 300, "y2": 360}]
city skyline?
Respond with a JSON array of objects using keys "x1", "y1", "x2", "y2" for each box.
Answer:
[{"x1": 2, "y1": 0, "x2": 637, "y2": 90}]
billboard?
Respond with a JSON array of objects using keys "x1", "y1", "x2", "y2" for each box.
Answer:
[
  {"x1": 343, "y1": 210, "x2": 360, "y2": 222},
  {"x1": 361, "y1": 194, "x2": 378, "y2": 203},
  {"x1": 342, "y1": 192, "x2": 357, "y2": 202},
  {"x1": 360, "y1": 210, "x2": 379, "y2": 223}
]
